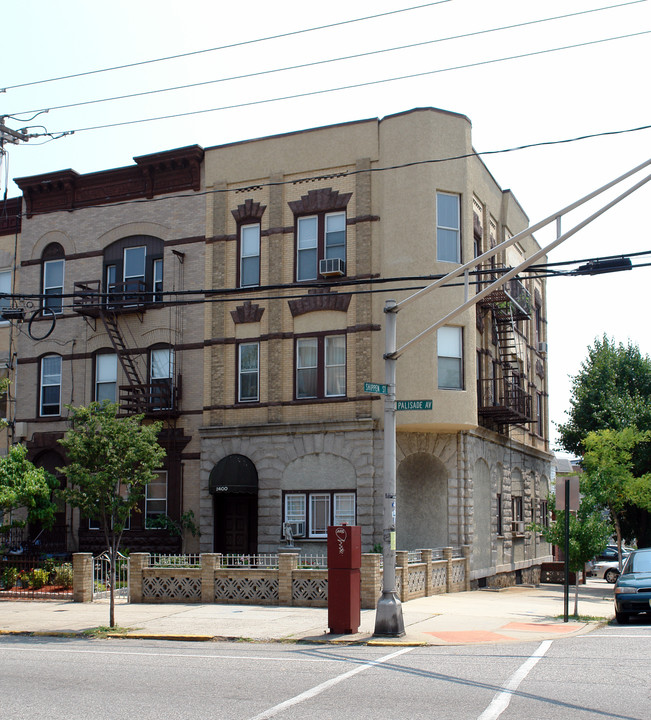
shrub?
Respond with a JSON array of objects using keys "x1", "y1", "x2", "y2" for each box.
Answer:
[
  {"x1": 2, "y1": 566, "x2": 18, "y2": 589},
  {"x1": 52, "y1": 563, "x2": 73, "y2": 588},
  {"x1": 30, "y1": 568, "x2": 49, "y2": 590}
]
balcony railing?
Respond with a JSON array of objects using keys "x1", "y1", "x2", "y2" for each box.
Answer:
[
  {"x1": 119, "y1": 381, "x2": 180, "y2": 417},
  {"x1": 72, "y1": 279, "x2": 150, "y2": 316},
  {"x1": 477, "y1": 376, "x2": 534, "y2": 426},
  {"x1": 478, "y1": 265, "x2": 532, "y2": 321}
]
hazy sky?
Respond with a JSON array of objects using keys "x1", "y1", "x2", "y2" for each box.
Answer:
[{"x1": 2, "y1": 0, "x2": 650, "y2": 451}]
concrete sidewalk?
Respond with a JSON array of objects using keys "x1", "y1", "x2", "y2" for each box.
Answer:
[{"x1": 0, "y1": 579, "x2": 615, "y2": 646}]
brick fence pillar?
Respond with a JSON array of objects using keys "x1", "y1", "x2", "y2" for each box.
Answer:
[
  {"x1": 443, "y1": 547, "x2": 453, "y2": 593},
  {"x1": 128, "y1": 553, "x2": 149, "y2": 603},
  {"x1": 360, "y1": 553, "x2": 381, "y2": 609},
  {"x1": 201, "y1": 554, "x2": 220, "y2": 603},
  {"x1": 278, "y1": 553, "x2": 298, "y2": 606},
  {"x1": 72, "y1": 553, "x2": 93, "y2": 603}
]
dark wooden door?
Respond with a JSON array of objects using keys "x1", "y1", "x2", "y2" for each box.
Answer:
[{"x1": 214, "y1": 494, "x2": 257, "y2": 553}]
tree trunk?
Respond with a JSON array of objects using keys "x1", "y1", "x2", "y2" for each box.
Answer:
[
  {"x1": 109, "y1": 542, "x2": 116, "y2": 629},
  {"x1": 614, "y1": 514, "x2": 623, "y2": 570}
]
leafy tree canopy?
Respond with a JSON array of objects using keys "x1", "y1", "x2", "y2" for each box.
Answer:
[
  {"x1": 0, "y1": 444, "x2": 58, "y2": 532},
  {"x1": 557, "y1": 335, "x2": 651, "y2": 455}
]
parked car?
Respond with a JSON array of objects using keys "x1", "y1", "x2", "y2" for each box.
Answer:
[
  {"x1": 592, "y1": 560, "x2": 622, "y2": 584},
  {"x1": 614, "y1": 548, "x2": 651, "y2": 624},
  {"x1": 596, "y1": 544, "x2": 635, "y2": 562}
]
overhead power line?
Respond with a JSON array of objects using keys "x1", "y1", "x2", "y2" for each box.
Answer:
[
  {"x1": 8, "y1": 2, "x2": 644, "y2": 117},
  {"x1": 0, "y1": 1, "x2": 451, "y2": 93},
  {"x1": 37, "y1": 30, "x2": 650, "y2": 137}
]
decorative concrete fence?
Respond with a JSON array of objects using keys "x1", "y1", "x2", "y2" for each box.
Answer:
[{"x1": 72, "y1": 547, "x2": 471, "y2": 609}]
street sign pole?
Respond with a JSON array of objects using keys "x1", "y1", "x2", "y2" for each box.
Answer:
[{"x1": 374, "y1": 299, "x2": 405, "y2": 637}]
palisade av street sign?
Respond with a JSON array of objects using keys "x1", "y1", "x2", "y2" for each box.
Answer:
[
  {"x1": 364, "y1": 382, "x2": 389, "y2": 394},
  {"x1": 395, "y1": 400, "x2": 433, "y2": 411}
]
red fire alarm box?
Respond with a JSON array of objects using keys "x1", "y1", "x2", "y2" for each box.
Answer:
[{"x1": 327, "y1": 524, "x2": 361, "y2": 634}]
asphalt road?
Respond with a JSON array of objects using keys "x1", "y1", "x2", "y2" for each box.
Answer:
[{"x1": 1, "y1": 620, "x2": 649, "y2": 719}]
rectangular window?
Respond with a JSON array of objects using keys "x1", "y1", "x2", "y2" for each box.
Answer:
[
  {"x1": 324, "y1": 212, "x2": 346, "y2": 262},
  {"x1": 145, "y1": 471, "x2": 168, "y2": 526},
  {"x1": 296, "y1": 335, "x2": 346, "y2": 399},
  {"x1": 95, "y1": 353, "x2": 117, "y2": 403},
  {"x1": 496, "y1": 493, "x2": 503, "y2": 536},
  {"x1": 436, "y1": 192, "x2": 460, "y2": 263},
  {"x1": 511, "y1": 496, "x2": 524, "y2": 535},
  {"x1": 150, "y1": 347, "x2": 174, "y2": 410},
  {"x1": 297, "y1": 216, "x2": 318, "y2": 281},
  {"x1": 40, "y1": 355, "x2": 62, "y2": 416},
  {"x1": 437, "y1": 326, "x2": 463, "y2": 390},
  {"x1": 325, "y1": 335, "x2": 346, "y2": 397},
  {"x1": 537, "y1": 392, "x2": 544, "y2": 437},
  {"x1": 238, "y1": 342, "x2": 259, "y2": 402},
  {"x1": 153, "y1": 258, "x2": 163, "y2": 302},
  {"x1": 284, "y1": 491, "x2": 356, "y2": 539},
  {"x1": 240, "y1": 224, "x2": 261, "y2": 287},
  {"x1": 296, "y1": 338, "x2": 318, "y2": 399},
  {"x1": 0, "y1": 270, "x2": 11, "y2": 321},
  {"x1": 124, "y1": 246, "x2": 146, "y2": 303},
  {"x1": 43, "y1": 259, "x2": 64, "y2": 314},
  {"x1": 539, "y1": 499, "x2": 549, "y2": 528}
]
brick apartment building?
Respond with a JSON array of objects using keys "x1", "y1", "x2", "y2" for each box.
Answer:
[{"x1": 10, "y1": 107, "x2": 552, "y2": 585}]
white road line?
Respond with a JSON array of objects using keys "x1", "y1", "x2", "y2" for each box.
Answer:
[
  {"x1": 248, "y1": 646, "x2": 415, "y2": 720},
  {"x1": 477, "y1": 640, "x2": 553, "y2": 720},
  {"x1": 0, "y1": 646, "x2": 330, "y2": 663}
]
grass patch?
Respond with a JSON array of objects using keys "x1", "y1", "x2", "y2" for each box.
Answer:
[
  {"x1": 82, "y1": 625, "x2": 135, "y2": 638},
  {"x1": 552, "y1": 614, "x2": 607, "y2": 622}
]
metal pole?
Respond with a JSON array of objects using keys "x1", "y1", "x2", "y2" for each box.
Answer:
[
  {"x1": 564, "y1": 476, "x2": 570, "y2": 622},
  {"x1": 374, "y1": 299, "x2": 405, "y2": 637}
]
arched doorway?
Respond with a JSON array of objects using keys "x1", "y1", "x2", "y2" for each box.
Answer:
[{"x1": 210, "y1": 454, "x2": 258, "y2": 554}]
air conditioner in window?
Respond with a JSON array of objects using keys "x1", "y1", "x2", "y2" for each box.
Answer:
[
  {"x1": 538, "y1": 341, "x2": 548, "y2": 354},
  {"x1": 512, "y1": 520, "x2": 526, "y2": 535},
  {"x1": 284, "y1": 521, "x2": 306, "y2": 539},
  {"x1": 319, "y1": 258, "x2": 345, "y2": 277}
]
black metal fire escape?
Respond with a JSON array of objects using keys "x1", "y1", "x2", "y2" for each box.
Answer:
[
  {"x1": 477, "y1": 267, "x2": 534, "y2": 429},
  {"x1": 72, "y1": 280, "x2": 178, "y2": 417}
]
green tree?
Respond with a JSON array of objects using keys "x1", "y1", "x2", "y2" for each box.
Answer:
[
  {"x1": 581, "y1": 428, "x2": 651, "y2": 564},
  {"x1": 0, "y1": 444, "x2": 58, "y2": 546},
  {"x1": 58, "y1": 402, "x2": 166, "y2": 627},
  {"x1": 557, "y1": 335, "x2": 651, "y2": 455},
  {"x1": 532, "y1": 498, "x2": 612, "y2": 616}
]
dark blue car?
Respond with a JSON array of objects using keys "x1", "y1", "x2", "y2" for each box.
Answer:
[{"x1": 614, "y1": 548, "x2": 651, "y2": 624}]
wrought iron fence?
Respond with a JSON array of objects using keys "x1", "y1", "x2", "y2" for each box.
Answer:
[
  {"x1": 0, "y1": 555, "x2": 73, "y2": 599},
  {"x1": 149, "y1": 553, "x2": 201, "y2": 568},
  {"x1": 221, "y1": 553, "x2": 279, "y2": 568}
]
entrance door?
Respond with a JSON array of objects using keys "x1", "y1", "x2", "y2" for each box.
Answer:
[{"x1": 214, "y1": 494, "x2": 257, "y2": 554}]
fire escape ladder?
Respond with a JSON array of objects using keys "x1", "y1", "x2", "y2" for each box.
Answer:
[{"x1": 98, "y1": 308, "x2": 145, "y2": 394}]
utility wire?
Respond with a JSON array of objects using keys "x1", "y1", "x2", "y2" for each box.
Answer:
[
  {"x1": 16, "y1": 122, "x2": 651, "y2": 220},
  {"x1": 0, "y1": 1, "x2": 451, "y2": 93},
  {"x1": 39, "y1": 30, "x2": 650, "y2": 137},
  {"x1": 8, "y1": 2, "x2": 643, "y2": 117}
]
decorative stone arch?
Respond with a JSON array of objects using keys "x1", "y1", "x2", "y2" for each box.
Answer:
[
  {"x1": 31, "y1": 231, "x2": 74, "y2": 261},
  {"x1": 396, "y1": 451, "x2": 449, "y2": 551}
]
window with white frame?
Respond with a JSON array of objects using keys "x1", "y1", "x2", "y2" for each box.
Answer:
[
  {"x1": 150, "y1": 346, "x2": 174, "y2": 410},
  {"x1": 43, "y1": 258, "x2": 64, "y2": 314},
  {"x1": 284, "y1": 491, "x2": 356, "y2": 538},
  {"x1": 40, "y1": 355, "x2": 62, "y2": 416},
  {"x1": 0, "y1": 270, "x2": 11, "y2": 322},
  {"x1": 296, "y1": 211, "x2": 346, "y2": 281},
  {"x1": 153, "y1": 258, "x2": 163, "y2": 302},
  {"x1": 145, "y1": 471, "x2": 168, "y2": 526},
  {"x1": 240, "y1": 224, "x2": 260, "y2": 287},
  {"x1": 95, "y1": 353, "x2": 117, "y2": 403},
  {"x1": 436, "y1": 192, "x2": 461, "y2": 263},
  {"x1": 437, "y1": 326, "x2": 463, "y2": 389},
  {"x1": 238, "y1": 342, "x2": 259, "y2": 402},
  {"x1": 296, "y1": 335, "x2": 346, "y2": 399}
]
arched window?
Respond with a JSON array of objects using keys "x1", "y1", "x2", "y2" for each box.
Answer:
[
  {"x1": 103, "y1": 236, "x2": 164, "y2": 306},
  {"x1": 42, "y1": 243, "x2": 65, "y2": 315}
]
